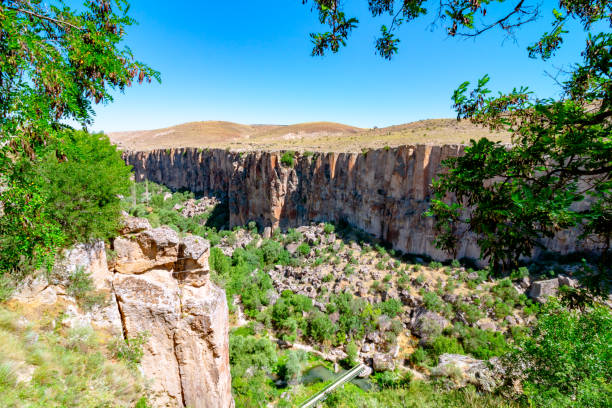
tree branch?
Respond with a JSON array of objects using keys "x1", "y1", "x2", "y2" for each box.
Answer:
[
  {"x1": 456, "y1": 0, "x2": 537, "y2": 38},
  {"x1": 7, "y1": 6, "x2": 83, "y2": 30}
]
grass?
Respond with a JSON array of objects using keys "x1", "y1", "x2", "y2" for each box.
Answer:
[{"x1": 0, "y1": 306, "x2": 146, "y2": 408}]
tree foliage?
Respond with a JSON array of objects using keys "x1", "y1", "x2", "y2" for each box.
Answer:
[
  {"x1": 301, "y1": 0, "x2": 611, "y2": 271},
  {"x1": 0, "y1": 1, "x2": 158, "y2": 274},
  {"x1": 506, "y1": 300, "x2": 612, "y2": 407}
]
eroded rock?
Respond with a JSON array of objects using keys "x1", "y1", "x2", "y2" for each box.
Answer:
[{"x1": 431, "y1": 353, "x2": 501, "y2": 392}]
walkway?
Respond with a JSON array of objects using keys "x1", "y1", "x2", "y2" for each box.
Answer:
[{"x1": 299, "y1": 364, "x2": 367, "y2": 408}]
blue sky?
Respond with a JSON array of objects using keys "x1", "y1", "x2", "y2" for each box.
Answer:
[{"x1": 91, "y1": 0, "x2": 589, "y2": 132}]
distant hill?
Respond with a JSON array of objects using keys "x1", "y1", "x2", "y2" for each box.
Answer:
[{"x1": 109, "y1": 118, "x2": 510, "y2": 152}]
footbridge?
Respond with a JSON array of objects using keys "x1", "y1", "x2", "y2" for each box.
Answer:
[{"x1": 299, "y1": 364, "x2": 367, "y2": 408}]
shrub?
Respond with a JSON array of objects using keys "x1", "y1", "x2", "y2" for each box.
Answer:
[
  {"x1": 307, "y1": 312, "x2": 336, "y2": 343},
  {"x1": 510, "y1": 266, "x2": 530, "y2": 280},
  {"x1": 456, "y1": 301, "x2": 483, "y2": 324},
  {"x1": 494, "y1": 302, "x2": 512, "y2": 319},
  {"x1": 508, "y1": 300, "x2": 611, "y2": 408},
  {"x1": 458, "y1": 326, "x2": 508, "y2": 359},
  {"x1": 285, "y1": 228, "x2": 303, "y2": 243},
  {"x1": 378, "y1": 299, "x2": 403, "y2": 318},
  {"x1": 410, "y1": 347, "x2": 429, "y2": 366},
  {"x1": 37, "y1": 131, "x2": 131, "y2": 244},
  {"x1": 280, "y1": 151, "x2": 295, "y2": 167},
  {"x1": 432, "y1": 336, "x2": 465, "y2": 357},
  {"x1": 422, "y1": 291, "x2": 444, "y2": 312},
  {"x1": 323, "y1": 223, "x2": 335, "y2": 234},
  {"x1": 109, "y1": 332, "x2": 149, "y2": 369},
  {"x1": 491, "y1": 278, "x2": 520, "y2": 307},
  {"x1": 297, "y1": 242, "x2": 311, "y2": 257},
  {"x1": 229, "y1": 334, "x2": 278, "y2": 378},
  {"x1": 345, "y1": 341, "x2": 359, "y2": 366},
  {"x1": 65, "y1": 267, "x2": 107, "y2": 311},
  {"x1": 260, "y1": 240, "x2": 289, "y2": 265}
]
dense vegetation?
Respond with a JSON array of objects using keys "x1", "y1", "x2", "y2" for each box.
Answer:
[{"x1": 0, "y1": 0, "x2": 158, "y2": 293}]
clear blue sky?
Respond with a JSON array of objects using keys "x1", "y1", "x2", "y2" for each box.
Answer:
[{"x1": 91, "y1": 0, "x2": 588, "y2": 132}]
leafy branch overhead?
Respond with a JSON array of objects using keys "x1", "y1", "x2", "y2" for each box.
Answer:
[
  {"x1": 0, "y1": 0, "x2": 160, "y2": 152},
  {"x1": 302, "y1": 0, "x2": 552, "y2": 58},
  {"x1": 0, "y1": 1, "x2": 158, "y2": 276},
  {"x1": 302, "y1": 0, "x2": 611, "y2": 272}
]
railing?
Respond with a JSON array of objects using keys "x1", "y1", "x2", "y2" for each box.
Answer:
[{"x1": 299, "y1": 364, "x2": 367, "y2": 408}]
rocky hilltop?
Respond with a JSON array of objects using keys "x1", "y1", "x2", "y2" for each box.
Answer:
[{"x1": 124, "y1": 146, "x2": 590, "y2": 262}]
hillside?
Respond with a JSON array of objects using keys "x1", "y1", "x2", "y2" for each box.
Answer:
[{"x1": 108, "y1": 119, "x2": 511, "y2": 152}]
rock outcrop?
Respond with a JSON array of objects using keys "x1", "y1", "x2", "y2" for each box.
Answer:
[
  {"x1": 11, "y1": 217, "x2": 233, "y2": 408},
  {"x1": 112, "y1": 217, "x2": 232, "y2": 408},
  {"x1": 124, "y1": 146, "x2": 594, "y2": 262},
  {"x1": 430, "y1": 353, "x2": 502, "y2": 392}
]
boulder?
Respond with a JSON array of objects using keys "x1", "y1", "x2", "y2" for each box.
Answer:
[
  {"x1": 529, "y1": 279, "x2": 559, "y2": 303},
  {"x1": 113, "y1": 228, "x2": 233, "y2": 408},
  {"x1": 114, "y1": 226, "x2": 180, "y2": 274},
  {"x1": 372, "y1": 353, "x2": 395, "y2": 372},
  {"x1": 120, "y1": 214, "x2": 151, "y2": 235},
  {"x1": 411, "y1": 308, "x2": 450, "y2": 341},
  {"x1": 431, "y1": 354, "x2": 501, "y2": 392},
  {"x1": 558, "y1": 275, "x2": 578, "y2": 288},
  {"x1": 358, "y1": 365, "x2": 373, "y2": 378},
  {"x1": 286, "y1": 242, "x2": 300, "y2": 255},
  {"x1": 262, "y1": 226, "x2": 272, "y2": 239}
]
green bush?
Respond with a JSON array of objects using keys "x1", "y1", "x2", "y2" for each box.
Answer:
[
  {"x1": 109, "y1": 332, "x2": 149, "y2": 369},
  {"x1": 410, "y1": 347, "x2": 429, "y2": 366},
  {"x1": 38, "y1": 131, "x2": 131, "y2": 244},
  {"x1": 0, "y1": 131, "x2": 129, "y2": 274},
  {"x1": 431, "y1": 336, "x2": 464, "y2": 357},
  {"x1": 323, "y1": 223, "x2": 335, "y2": 234},
  {"x1": 297, "y1": 242, "x2": 311, "y2": 257},
  {"x1": 280, "y1": 151, "x2": 295, "y2": 167},
  {"x1": 65, "y1": 267, "x2": 107, "y2": 311},
  {"x1": 260, "y1": 240, "x2": 290, "y2": 265},
  {"x1": 229, "y1": 334, "x2": 278, "y2": 379},
  {"x1": 508, "y1": 300, "x2": 612, "y2": 408},
  {"x1": 456, "y1": 301, "x2": 483, "y2": 324},
  {"x1": 422, "y1": 291, "x2": 444, "y2": 312},
  {"x1": 377, "y1": 299, "x2": 402, "y2": 318},
  {"x1": 307, "y1": 312, "x2": 336, "y2": 343}
]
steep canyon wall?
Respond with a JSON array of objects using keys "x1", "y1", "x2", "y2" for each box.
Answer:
[{"x1": 124, "y1": 146, "x2": 588, "y2": 262}]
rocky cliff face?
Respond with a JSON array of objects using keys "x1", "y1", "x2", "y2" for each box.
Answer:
[
  {"x1": 112, "y1": 217, "x2": 233, "y2": 408},
  {"x1": 11, "y1": 217, "x2": 233, "y2": 408},
  {"x1": 125, "y1": 146, "x2": 591, "y2": 262}
]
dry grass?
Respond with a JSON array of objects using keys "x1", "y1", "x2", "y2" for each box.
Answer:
[
  {"x1": 109, "y1": 118, "x2": 511, "y2": 152},
  {"x1": 0, "y1": 304, "x2": 146, "y2": 407}
]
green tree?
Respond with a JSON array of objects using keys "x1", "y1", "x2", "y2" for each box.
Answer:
[
  {"x1": 37, "y1": 131, "x2": 131, "y2": 243},
  {"x1": 0, "y1": 1, "x2": 158, "y2": 273},
  {"x1": 301, "y1": 0, "x2": 610, "y2": 271},
  {"x1": 506, "y1": 300, "x2": 612, "y2": 407}
]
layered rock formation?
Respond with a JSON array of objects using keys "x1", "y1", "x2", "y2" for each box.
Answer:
[
  {"x1": 11, "y1": 217, "x2": 233, "y2": 408},
  {"x1": 112, "y1": 217, "x2": 232, "y2": 408},
  {"x1": 125, "y1": 146, "x2": 592, "y2": 262}
]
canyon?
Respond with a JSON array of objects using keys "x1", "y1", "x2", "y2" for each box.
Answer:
[{"x1": 124, "y1": 145, "x2": 591, "y2": 263}]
